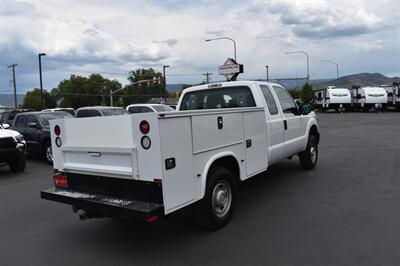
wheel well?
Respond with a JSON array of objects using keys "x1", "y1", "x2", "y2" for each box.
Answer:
[
  {"x1": 309, "y1": 125, "x2": 320, "y2": 144},
  {"x1": 208, "y1": 156, "x2": 240, "y2": 181},
  {"x1": 41, "y1": 138, "x2": 51, "y2": 150}
]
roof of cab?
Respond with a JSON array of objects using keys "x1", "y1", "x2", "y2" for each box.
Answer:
[{"x1": 181, "y1": 80, "x2": 281, "y2": 94}]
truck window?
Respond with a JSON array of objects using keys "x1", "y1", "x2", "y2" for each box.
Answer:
[
  {"x1": 260, "y1": 85, "x2": 279, "y2": 115},
  {"x1": 180, "y1": 86, "x2": 256, "y2": 110},
  {"x1": 25, "y1": 115, "x2": 39, "y2": 126},
  {"x1": 77, "y1": 110, "x2": 101, "y2": 118},
  {"x1": 14, "y1": 115, "x2": 26, "y2": 127},
  {"x1": 272, "y1": 86, "x2": 296, "y2": 113}
]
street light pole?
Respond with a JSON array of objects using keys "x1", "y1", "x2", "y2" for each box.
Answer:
[
  {"x1": 323, "y1": 59, "x2": 339, "y2": 79},
  {"x1": 38, "y1": 53, "x2": 46, "y2": 110},
  {"x1": 163, "y1": 65, "x2": 170, "y2": 104},
  {"x1": 205, "y1": 37, "x2": 237, "y2": 61},
  {"x1": 265, "y1": 65, "x2": 269, "y2": 82},
  {"x1": 285, "y1": 51, "x2": 310, "y2": 83}
]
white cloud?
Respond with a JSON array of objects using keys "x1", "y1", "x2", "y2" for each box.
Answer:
[{"x1": 0, "y1": 0, "x2": 398, "y2": 93}]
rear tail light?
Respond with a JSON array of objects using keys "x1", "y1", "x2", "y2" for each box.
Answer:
[
  {"x1": 54, "y1": 172, "x2": 68, "y2": 188},
  {"x1": 147, "y1": 215, "x2": 158, "y2": 223},
  {"x1": 54, "y1": 125, "x2": 61, "y2": 136},
  {"x1": 139, "y1": 120, "x2": 150, "y2": 134}
]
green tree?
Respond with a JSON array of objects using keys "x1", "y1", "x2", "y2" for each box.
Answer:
[
  {"x1": 121, "y1": 68, "x2": 163, "y2": 105},
  {"x1": 21, "y1": 88, "x2": 56, "y2": 110},
  {"x1": 287, "y1": 88, "x2": 302, "y2": 99},
  {"x1": 55, "y1": 74, "x2": 123, "y2": 108},
  {"x1": 301, "y1": 82, "x2": 314, "y2": 104}
]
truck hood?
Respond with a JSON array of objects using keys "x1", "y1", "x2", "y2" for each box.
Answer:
[{"x1": 0, "y1": 128, "x2": 21, "y2": 139}]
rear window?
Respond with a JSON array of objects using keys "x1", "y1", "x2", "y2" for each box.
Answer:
[
  {"x1": 100, "y1": 108, "x2": 127, "y2": 116},
  {"x1": 152, "y1": 105, "x2": 174, "y2": 112},
  {"x1": 39, "y1": 112, "x2": 73, "y2": 126},
  {"x1": 180, "y1": 86, "x2": 256, "y2": 110},
  {"x1": 77, "y1": 110, "x2": 101, "y2": 118}
]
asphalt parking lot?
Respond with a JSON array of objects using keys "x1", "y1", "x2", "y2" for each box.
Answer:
[{"x1": 1, "y1": 112, "x2": 400, "y2": 266}]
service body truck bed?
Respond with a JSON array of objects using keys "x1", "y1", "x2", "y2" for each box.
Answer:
[{"x1": 41, "y1": 81, "x2": 320, "y2": 229}]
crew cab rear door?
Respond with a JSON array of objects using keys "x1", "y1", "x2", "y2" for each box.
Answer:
[{"x1": 259, "y1": 85, "x2": 285, "y2": 164}]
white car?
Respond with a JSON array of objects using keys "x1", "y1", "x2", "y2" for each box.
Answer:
[
  {"x1": 42, "y1": 81, "x2": 320, "y2": 229},
  {"x1": 76, "y1": 106, "x2": 128, "y2": 118},
  {"x1": 0, "y1": 123, "x2": 26, "y2": 172},
  {"x1": 126, "y1": 104, "x2": 175, "y2": 114},
  {"x1": 42, "y1": 108, "x2": 76, "y2": 117}
]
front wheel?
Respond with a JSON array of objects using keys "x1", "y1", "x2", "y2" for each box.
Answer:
[
  {"x1": 299, "y1": 134, "x2": 318, "y2": 170},
  {"x1": 193, "y1": 167, "x2": 236, "y2": 230},
  {"x1": 9, "y1": 153, "x2": 26, "y2": 172}
]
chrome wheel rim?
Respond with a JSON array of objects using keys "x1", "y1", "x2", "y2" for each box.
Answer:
[
  {"x1": 212, "y1": 181, "x2": 232, "y2": 218},
  {"x1": 46, "y1": 146, "x2": 53, "y2": 162},
  {"x1": 310, "y1": 144, "x2": 317, "y2": 164}
]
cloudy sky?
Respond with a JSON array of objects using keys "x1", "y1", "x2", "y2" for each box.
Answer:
[{"x1": 0, "y1": 0, "x2": 399, "y2": 93}]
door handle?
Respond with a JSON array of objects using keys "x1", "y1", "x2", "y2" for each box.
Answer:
[
  {"x1": 217, "y1": 116, "x2": 223, "y2": 129},
  {"x1": 283, "y1": 120, "x2": 287, "y2": 130}
]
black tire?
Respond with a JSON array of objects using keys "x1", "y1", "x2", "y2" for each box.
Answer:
[
  {"x1": 44, "y1": 142, "x2": 53, "y2": 165},
  {"x1": 299, "y1": 134, "x2": 318, "y2": 170},
  {"x1": 193, "y1": 167, "x2": 237, "y2": 230},
  {"x1": 9, "y1": 153, "x2": 26, "y2": 172}
]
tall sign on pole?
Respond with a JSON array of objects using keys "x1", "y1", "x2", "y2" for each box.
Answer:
[{"x1": 218, "y1": 58, "x2": 243, "y2": 81}]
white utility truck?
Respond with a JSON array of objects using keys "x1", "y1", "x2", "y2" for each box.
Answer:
[
  {"x1": 314, "y1": 86, "x2": 351, "y2": 112},
  {"x1": 41, "y1": 81, "x2": 320, "y2": 229},
  {"x1": 350, "y1": 86, "x2": 388, "y2": 111}
]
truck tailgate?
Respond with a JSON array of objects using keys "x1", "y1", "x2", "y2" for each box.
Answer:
[{"x1": 51, "y1": 115, "x2": 143, "y2": 179}]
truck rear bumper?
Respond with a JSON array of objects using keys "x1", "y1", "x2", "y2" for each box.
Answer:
[{"x1": 41, "y1": 188, "x2": 164, "y2": 220}]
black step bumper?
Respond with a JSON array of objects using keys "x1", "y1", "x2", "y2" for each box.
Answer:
[{"x1": 41, "y1": 188, "x2": 164, "y2": 220}]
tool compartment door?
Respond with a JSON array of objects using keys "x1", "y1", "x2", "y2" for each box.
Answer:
[
  {"x1": 159, "y1": 117, "x2": 195, "y2": 214},
  {"x1": 243, "y1": 110, "x2": 267, "y2": 177}
]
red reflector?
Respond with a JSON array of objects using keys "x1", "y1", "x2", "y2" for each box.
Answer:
[
  {"x1": 54, "y1": 175, "x2": 68, "y2": 188},
  {"x1": 147, "y1": 215, "x2": 158, "y2": 223},
  {"x1": 153, "y1": 178, "x2": 162, "y2": 184},
  {"x1": 139, "y1": 120, "x2": 150, "y2": 134},
  {"x1": 54, "y1": 125, "x2": 61, "y2": 136}
]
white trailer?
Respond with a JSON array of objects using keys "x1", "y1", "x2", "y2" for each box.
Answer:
[
  {"x1": 41, "y1": 81, "x2": 320, "y2": 229},
  {"x1": 350, "y1": 86, "x2": 388, "y2": 111},
  {"x1": 380, "y1": 83, "x2": 400, "y2": 109},
  {"x1": 314, "y1": 86, "x2": 351, "y2": 112}
]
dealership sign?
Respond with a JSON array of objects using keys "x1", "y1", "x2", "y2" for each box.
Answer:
[{"x1": 218, "y1": 58, "x2": 244, "y2": 81}]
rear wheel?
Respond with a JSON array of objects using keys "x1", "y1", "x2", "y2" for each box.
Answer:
[
  {"x1": 44, "y1": 142, "x2": 53, "y2": 165},
  {"x1": 299, "y1": 134, "x2": 318, "y2": 170},
  {"x1": 9, "y1": 153, "x2": 26, "y2": 172},
  {"x1": 193, "y1": 167, "x2": 236, "y2": 230}
]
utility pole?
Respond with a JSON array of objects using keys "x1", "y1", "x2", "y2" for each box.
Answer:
[
  {"x1": 8, "y1": 64, "x2": 18, "y2": 109},
  {"x1": 265, "y1": 65, "x2": 269, "y2": 82},
  {"x1": 38, "y1": 53, "x2": 46, "y2": 110},
  {"x1": 202, "y1": 72, "x2": 213, "y2": 84}
]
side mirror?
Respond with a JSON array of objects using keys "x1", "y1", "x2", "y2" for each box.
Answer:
[
  {"x1": 301, "y1": 104, "x2": 311, "y2": 115},
  {"x1": 28, "y1": 122, "x2": 38, "y2": 128},
  {"x1": 2, "y1": 123, "x2": 10, "y2": 129}
]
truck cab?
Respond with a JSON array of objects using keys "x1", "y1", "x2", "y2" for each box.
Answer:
[{"x1": 41, "y1": 81, "x2": 319, "y2": 229}]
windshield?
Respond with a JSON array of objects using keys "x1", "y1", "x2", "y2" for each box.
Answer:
[
  {"x1": 152, "y1": 105, "x2": 175, "y2": 112},
  {"x1": 101, "y1": 108, "x2": 128, "y2": 116},
  {"x1": 39, "y1": 112, "x2": 73, "y2": 126}
]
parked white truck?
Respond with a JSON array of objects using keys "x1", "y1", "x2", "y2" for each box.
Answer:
[{"x1": 41, "y1": 81, "x2": 320, "y2": 229}]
